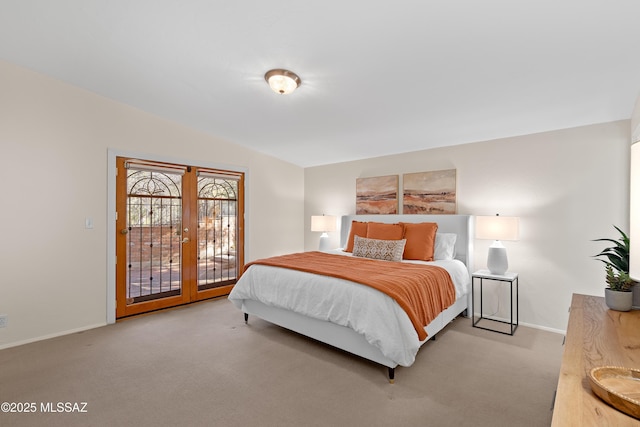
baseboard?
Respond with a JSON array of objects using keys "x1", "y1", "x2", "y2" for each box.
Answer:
[
  {"x1": 472, "y1": 313, "x2": 566, "y2": 335},
  {"x1": 518, "y1": 321, "x2": 565, "y2": 335},
  {"x1": 1, "y1": 314, "x2": 570, "y2": 351},
  {"x1": 0, "y1": 322, "x2": 106, "y2": 350}
]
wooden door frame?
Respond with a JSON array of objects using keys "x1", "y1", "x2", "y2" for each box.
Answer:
[
  {"x1": 115, "y1": 157, "x2": 193, "y2": 318},
  {"x1": 106, "y1": 149, "x2": 249, "y2": 324}
]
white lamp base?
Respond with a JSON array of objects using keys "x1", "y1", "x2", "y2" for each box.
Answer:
[
  {"x1": 318, "y1": 233, "x2": 330, "y2": 252},
  {"x1": 487, "y1": 241, "x2": 508, "y2": 275}
]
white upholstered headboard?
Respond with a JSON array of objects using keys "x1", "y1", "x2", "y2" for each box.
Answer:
[{"x1": 339, "y1": 214, "x2": 474, "y2": 270}]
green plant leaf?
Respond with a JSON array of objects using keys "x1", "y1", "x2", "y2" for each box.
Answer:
[{"x1": 592, "y1": 225, "x2": 632, "y2": 276}]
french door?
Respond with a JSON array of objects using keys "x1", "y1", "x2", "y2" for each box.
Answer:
[{"x1": 115, "y1": 157, "x2": 244, "y2": 318}]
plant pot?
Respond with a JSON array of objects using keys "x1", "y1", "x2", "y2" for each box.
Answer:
[{"x1": 604, "y1": 288, "x2": 633, "y2": 312}]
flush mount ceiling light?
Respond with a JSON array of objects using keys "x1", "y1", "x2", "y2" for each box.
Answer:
[{"x1": 264, "y1": 69, "x2": 301, "y2": 94}]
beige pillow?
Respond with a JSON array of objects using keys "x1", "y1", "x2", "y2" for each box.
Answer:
[{"x1": 352, "y1": 235, "x2": 406, "y2": 262}]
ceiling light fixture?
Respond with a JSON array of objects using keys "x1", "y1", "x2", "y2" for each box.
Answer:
[{"x1": 264, "y1": 69, "x2": 301, "y2": 94}]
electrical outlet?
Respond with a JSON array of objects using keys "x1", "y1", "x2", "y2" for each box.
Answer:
[{"x1": 0, "y1": 315, "x2": 7, "y2": 328}]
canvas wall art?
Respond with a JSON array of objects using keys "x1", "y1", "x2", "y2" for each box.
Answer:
[
  {"x1": 403, "y1": 169, "x2": 456, "y2": 214},
  {"x1": 356, "y1": 175, "x2": 398, "y2": 214}
]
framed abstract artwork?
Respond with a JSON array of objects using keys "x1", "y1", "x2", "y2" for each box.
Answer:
[
  {"x1": 403, "y1": 169, "x2": 456, "y2": 214},
  {"x1": 356, "y1": 175, "x2": 398, "y2": 214}
]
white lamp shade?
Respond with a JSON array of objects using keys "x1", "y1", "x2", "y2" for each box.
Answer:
[
  {"x1": 311, "y1": 215, "x2": 337, "y2": 233},
  {"x1": 475, "y1": 216, "x2": 519, "y2": 241}
]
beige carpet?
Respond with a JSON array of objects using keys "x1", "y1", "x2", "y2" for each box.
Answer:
[{"x1": 0, "y1": 297, "x2": 563, "y2": 427}]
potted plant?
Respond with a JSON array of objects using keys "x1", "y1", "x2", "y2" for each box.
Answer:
[{"x1": 593, "y1": 226, "x2": 635, "y2": 311}]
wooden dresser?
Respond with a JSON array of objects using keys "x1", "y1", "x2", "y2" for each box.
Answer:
[{"x1": 551, "y1": 293, "x2": 640, "y2": 426}]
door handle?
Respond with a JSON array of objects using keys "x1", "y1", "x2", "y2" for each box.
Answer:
[{"x1": 181, "y1": 238, "x2": 190, "y2": 244}]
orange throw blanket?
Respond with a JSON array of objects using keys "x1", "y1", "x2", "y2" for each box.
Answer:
[{"x1": 245, "y1": 251, "x2": 456, "y2": 340}]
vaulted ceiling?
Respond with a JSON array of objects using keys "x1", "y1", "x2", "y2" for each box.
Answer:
[{"x1": 2, "y1": 1, "x2": 640, "y2": 167}]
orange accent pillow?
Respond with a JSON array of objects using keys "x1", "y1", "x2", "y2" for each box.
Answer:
[
  {"x1": 401, "y1": 222, "x2": 438, "y2": 261},
  {"x1": 344, "y1": 221, "x2": 369, "y2": 252},
  {"x1": 366, "y1": 222, "x2": 404, "y2": 240}
]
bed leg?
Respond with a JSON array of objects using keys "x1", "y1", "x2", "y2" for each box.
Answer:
[
  {"x1": 244, "y1": 313, "x2": 248, "y2": 324},
  {"x1": 388, "y1": 367, "x2": 395, "y2": 384}
]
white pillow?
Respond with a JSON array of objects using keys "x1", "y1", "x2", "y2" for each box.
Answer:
[
  {"x1": 352, "y1": 235, "x2": 406, "y2": 262},
  {"x1": 434, "y1": 233, "x2": 457, "y2": 260}
]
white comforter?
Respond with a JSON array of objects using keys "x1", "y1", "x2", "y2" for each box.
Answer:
[{"x1": 228, "y1": 251, "x2": 470, "y2": 367}]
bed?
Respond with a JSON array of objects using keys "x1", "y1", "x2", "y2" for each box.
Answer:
[{"x1": 228, "y1": 214, "x2": 474, "y2": 382}]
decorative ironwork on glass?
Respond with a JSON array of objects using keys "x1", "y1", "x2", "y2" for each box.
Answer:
[
  {"x1": 125, "y1": 168, "x2": 183, "y2": 303},
  {"x1": 197, "y1": 175, "x2": 239, "y2": 290}
]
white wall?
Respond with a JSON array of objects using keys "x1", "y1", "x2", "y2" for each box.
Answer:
[
  {"x1": 0, "y1": 57, "x2": 632, "y2": 346},
  {"x1": 0, "y1": 61, "x2": 304, "y2": 348},
  {"x1": 304, "y1": 121, "x2": 631, "y2": 332}
]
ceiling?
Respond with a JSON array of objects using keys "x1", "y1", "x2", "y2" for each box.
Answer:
[{"x1": 2, "y1": 1, "x2": 640, "y2": 167}]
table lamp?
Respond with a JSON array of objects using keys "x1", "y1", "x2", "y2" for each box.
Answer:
[
  {"x1": 476, "y1": 214, "x2": 519, "y2": 275},
  {"x1": 311, "y1": 215, "x2": 337, "y2": 251}
]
